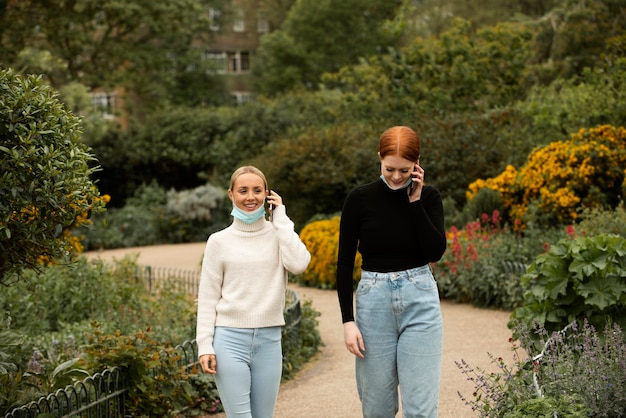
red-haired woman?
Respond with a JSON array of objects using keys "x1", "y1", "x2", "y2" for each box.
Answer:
[{"x1": 336, "y1": 126, "x2": 447, "y2": 417}]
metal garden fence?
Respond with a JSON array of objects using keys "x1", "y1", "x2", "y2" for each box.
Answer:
[{"x1": 5, "y1": 265, "x2": 302, "y2": 418}]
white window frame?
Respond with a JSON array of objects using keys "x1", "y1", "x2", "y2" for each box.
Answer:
[
  {"x1": 257, "y1": 11, "x2": 269, "y2": 33},
  {"x1": 233, "y1": 8, "x2": 245, "y2": 32},
  {"x1": 232, "y1": 91, "x2": 254, "y2": 105},
  {"x1": 209, "y1": 8, "x2": 221, "y2": 31},
  {"x1": 204, "y1": 51, "x2": 228, "y2": 73},
  {"x1": 90, "y1": 92, "x2": 116, "y2": 120}
]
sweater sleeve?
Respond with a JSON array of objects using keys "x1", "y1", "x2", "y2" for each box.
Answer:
[
  {"x1": 271, "y1": 205, "x2": 311, "y2": 275},
  {"x1": 336, "y1": 188, "x2": 360, "y2": 323},
  {"x1": 411, "y1": 186, "x2": 447, "y2": 262},
  {"x1": 195, "y1": 237, "x2": 223, "y2": 357}
]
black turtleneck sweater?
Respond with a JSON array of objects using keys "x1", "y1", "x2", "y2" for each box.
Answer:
[{"x1": 336, "y1": 179, "x2": 447, "y2": 323}]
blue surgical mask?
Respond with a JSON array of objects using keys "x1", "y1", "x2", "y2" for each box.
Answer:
[
  {"x1": 231, "y1": 204, "x2": 266, "y2": 224},
  {"x1": 380, "y1": 175, "x2": 412, "y2": 190}
]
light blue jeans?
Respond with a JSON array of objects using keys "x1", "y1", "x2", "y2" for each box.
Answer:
[
  {"x1": 355, "y1": 265, "x2": 443, "y2": 418},
  {"x1": 213, "y1": 326, "x2": 282, "y2": 418}
]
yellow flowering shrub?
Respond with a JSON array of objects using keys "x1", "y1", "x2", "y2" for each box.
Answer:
[
  {"x1": 36, "y1": 193, "x2": 110, "y2": 265},
  {"x1": 1, "y1": 69, "x2": 107, "y2": 284},
  {"x1": 467, "y1": 125, "x2": 626, "y2": 227},
  {"x1": 299, "y1": 216, "x2": 362, "y2": 288}
]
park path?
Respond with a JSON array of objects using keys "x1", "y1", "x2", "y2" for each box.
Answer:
[{"x1": 86, "y1": 242, "x2": 515, "y2": 418}]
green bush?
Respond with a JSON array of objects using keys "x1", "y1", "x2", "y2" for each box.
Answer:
[
  {"x1": 282, "y1": 299, "x2": 322, "y2": 381},
  {"x1": 1, "y1": 257, "x2": 322, "y2": 416},
  {"x1": 80, "y1": 325, "x2": 194, "y2": 417},
  {"x1": 510, "y1": 233, "x2": 626, "y2": 337},
  {"x1": 0, "y1": 68, "x2": 105, "y2": 284},
  {"x1": 433, "y1": 214, "x2": 565, "y2": 310},
  {"x1": 576, "y1": 201, "x2": 626, "y2": 238},
  {"x1": 79, "y1": 182, "x2": 230, "y2": 250},
  {"x1": 0, "y1": 257, "x2": 196, "y2": 368}
]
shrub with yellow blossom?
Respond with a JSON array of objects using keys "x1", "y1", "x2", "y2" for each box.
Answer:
[
  {"x1": 467, "y1": 125, "x2": 626, "y2": 227},
  {"x1": 299, "y1": 216, "x2": 362, "y2": 289},
  {"x1": 1, "y1": 69, "x2": 106, "y2": 284}
]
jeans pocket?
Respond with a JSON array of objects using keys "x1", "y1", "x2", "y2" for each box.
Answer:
[
  {"x1": 408, "y1": 270, "x2": 436, "y2": 291},
  {"x1": 356, "y1": 278, "x2": 375, "y2": 296}
]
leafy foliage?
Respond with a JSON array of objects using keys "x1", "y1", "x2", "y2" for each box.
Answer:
[
  {"x1": 0, "y1": 0, "x2": 227, "y2": 112},
  {"x1": 252, "y1": 122, "x2": 380, "y2": 229},
  {"x1": 281, "y1": 299, "x2": 322, "y2": 381},
  {"x1": 529, "y1": 0, "x2": 626, "y2": 81},
  {"x1": 0, "y1": 69, "x2": 106, "y2": 284},
  {"x1": 79, "y1": 182, "x2": 230, "y2": 250},
  {"x1": 468, "y1": 125, "x2": 626, "y2": 228},
  {"x1": 576, "y1": 202, "x2": 626, "y2": 238},
  {"x1": 457, "y1": 319, "x2": 626, "y2": 417},
  {"x1": 0, "y1": 256, "x2": 322, "y2": 416},
  {"x1": 321, "y1": 19, "x2": 536, "y2": 205},
  {"x1": 510, "y1": 233, "x2": 626, "y2": 336},
  {"x1": 433, "y1": 212, "x2": 567, "y2": 309},
  {"x1": 515, "y1": 59, "x2": 626, "y2": 145},
  {"x1": 80, "y1": 325, "x2": 194, "y2": 417},
  {"x1": 253, "y1": 0, "x2": 399, "y2": 95}
]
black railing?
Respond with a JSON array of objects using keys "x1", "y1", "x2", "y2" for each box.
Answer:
[
  {"x1": 4, "y1": 367, "x2": 127, "y2": 418},
  {"x1": 5, "y1": 266, "x2": 302, "y2": 418},
  {"x1": 501, "y1": 260, "x2": 528, "y2": 275},
  {"x1": 139, "y1": 265, "x2": 201, "y2": 296}
]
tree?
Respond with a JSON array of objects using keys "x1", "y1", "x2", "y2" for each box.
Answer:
[
  {"x1": 0, "y1": 69, "x2": 106, "y2": 285},
  {"x1": 321, "y1": 19, "x2": 535, "y2": 204},
  {"x1": 253, "y1": 0, "x2": 400, "y2": 95},
  {"x1": 0, "y1": 0, "x2": 227, "y2": 113},
  {"x1": 529, "y1": 0, "x2": 626, "y2": 82}
]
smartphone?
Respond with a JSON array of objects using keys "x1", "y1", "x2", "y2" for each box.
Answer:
[
  {"x1": 409, "y1": 160, "x2": 420, "y2": 194},
  {"x1": 267, "y1": 190, "x2": 274, "y2": 221}
]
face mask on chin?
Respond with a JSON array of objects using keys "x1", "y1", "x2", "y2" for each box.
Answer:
[
  {"x1": 230, "y1": 204, "x2": 266, "y2": 224},
  {"x1": 380, "y1": 175, "x2": 412, "y2": 190}
]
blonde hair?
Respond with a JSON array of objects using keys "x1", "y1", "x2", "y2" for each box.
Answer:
[{"x1": 229, "y1": 166, "x2": 268, "y2": 191}]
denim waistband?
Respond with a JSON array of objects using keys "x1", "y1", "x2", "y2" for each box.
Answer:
[{"x1": 361, "y1": 264, "x2": 431, "y2": 281}]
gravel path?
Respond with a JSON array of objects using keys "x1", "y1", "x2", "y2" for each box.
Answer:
[{"x1": 86, "y1": 242, "x2": 515, "y2": 418}]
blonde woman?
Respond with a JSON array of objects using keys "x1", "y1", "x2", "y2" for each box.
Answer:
[{"x1": 196, "y1": 166, "x2": 311, "y2": 418}]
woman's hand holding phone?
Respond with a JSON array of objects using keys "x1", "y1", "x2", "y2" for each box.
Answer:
[{"x1": 266, "y1": 190, "x2": 283, "y2": 221}]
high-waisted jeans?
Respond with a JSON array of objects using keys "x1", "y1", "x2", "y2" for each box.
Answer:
[
  {"x1": 355, "y1": 265, "x2": 443, "y2": 418},
  {"x1": 213, "y1": 326, "x2": 282, "y2": 418}
]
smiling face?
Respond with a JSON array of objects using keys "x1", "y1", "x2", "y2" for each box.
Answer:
[
  {"x1": 379, "y1": 153, "x2": 415, "y2": 189},
  {"x1": 228, "y1": 172, "x2": 267, "y2": 212}
]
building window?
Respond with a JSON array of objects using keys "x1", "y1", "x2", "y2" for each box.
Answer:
[
  {"x1": 233, "y1": 8, "x2": 245, "y2": 32},
  {"x1": 232, "y1": 91, "x2": 254, "y2": 105},
  {"x1": 227, "y1": 51, "x2": 250, "y2": 73},
  {"x1": 205, "y1": 50, "x2": 250, "y2": 74},
  {"x1": 90, "y1": 92, "x2": 116, "y2": 119},
  {"x1": 209, "y1": 8, "x2": 221, "y2": 31},
  {"x1": 257, "y1": 12, "x2": 269, "y2": 33},
  {"x1": 240, "y1": 51, "x2": 250, "y2": 71},
  {"x1": 204, "y1": 51, "x2": 228, "y2": 73}
]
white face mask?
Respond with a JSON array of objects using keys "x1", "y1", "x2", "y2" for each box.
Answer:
[
  {"x1": 380, "y1": 175, "x2": 412, "y2": 190},
  {"x1": 230, "y1": 204, "x2": 266, "y2": 224}
]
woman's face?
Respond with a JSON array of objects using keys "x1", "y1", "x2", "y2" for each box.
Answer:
[
  {"x1": 379, "y1": 154, "x2": 415, "y2": 189},
  {"x1": 228, "y1": 172, "x2": 266, "y2": 211}
]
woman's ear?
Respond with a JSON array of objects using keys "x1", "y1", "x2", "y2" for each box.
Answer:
[{"x1": 227, "y1": 189, "x2": 234, "y2": 201}]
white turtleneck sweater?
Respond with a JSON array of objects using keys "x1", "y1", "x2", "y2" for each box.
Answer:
[{"x1": 196, "y1": 205, "x2": 311, "y2": 357}]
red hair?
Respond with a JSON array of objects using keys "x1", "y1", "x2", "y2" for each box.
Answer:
[{"x1": 378, "y1": 126, "x2": 421, "y2": 162}]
